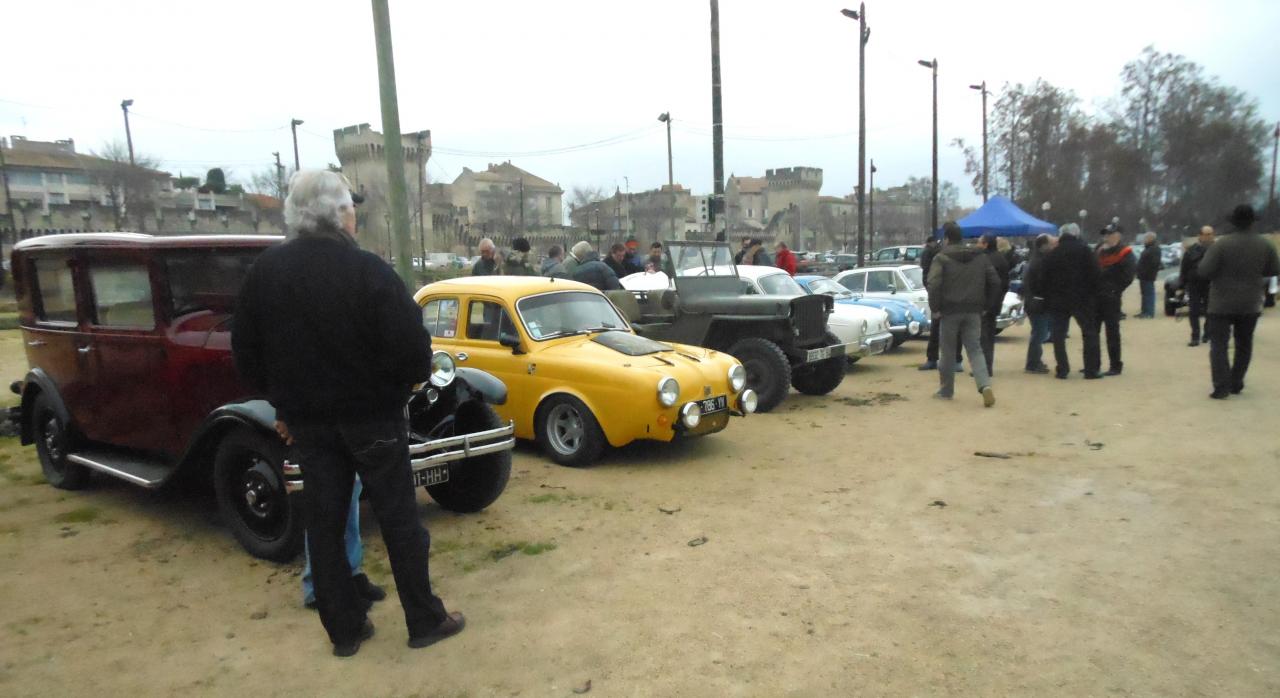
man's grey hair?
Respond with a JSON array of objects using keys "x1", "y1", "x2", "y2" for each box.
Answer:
[
  {"x1": 284, "y1": 170, "x2": 354, "y2": 236},
  {"x1": 478, "y1": 238, "x2": 495, "y2": 252},
  {"x1": 1143, "y1": 232, "x2": 1157, "y2": 244},
  {"x1": 1058, "y1": 223, "x2": 1081, "y2": 237}
]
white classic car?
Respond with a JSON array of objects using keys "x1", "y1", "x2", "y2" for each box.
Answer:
[{"x1": 834, "y1": 263, "x2": 1024, "y2": 333}]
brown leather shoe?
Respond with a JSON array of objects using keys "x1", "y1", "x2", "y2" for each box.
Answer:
[{"x1": 408, "y1": 611, "x2": 466, "y2": 649}]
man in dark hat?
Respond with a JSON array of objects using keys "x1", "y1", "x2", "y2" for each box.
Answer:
[
  {"x1": 1095, "y1": 226, "x2": 1136, "y2": 374},
  {"x1": 1196, "y1": 204, "x2": 1280, "y2": 399}
]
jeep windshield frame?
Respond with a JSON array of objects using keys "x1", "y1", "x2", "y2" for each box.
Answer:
[{"x1": 665, "y1": 241, "x2": 738, "y2": 279}]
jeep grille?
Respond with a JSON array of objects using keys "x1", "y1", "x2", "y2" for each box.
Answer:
[{"x1": 790, "y1": 295, "x2": 828, "y2": 345}]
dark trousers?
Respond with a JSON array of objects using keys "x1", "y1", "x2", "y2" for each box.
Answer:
[
  {"x1": 1139, "y1": 279, "x2": 1156, "y2": 317},
  {"x1": 290, "y1": 417, "x2": 448, "y2": 645},
  {"x1": 979, "y1": 310, "x2": 997, "y2": 376},
  {"x1": 1024, "y1": 312, "x2": 1051, "y2": 369},
  {"x1": 1187, "y1": 287, "x2": 1209, "y2": 342},
  {"x1": 1207, "y1": 313, "x2": 1260, "y2": 393},
  {"x1": 1051, "y1": 306, "x2": 1101, "y2": 376},
  {"x1": 1096, "y1": 294, "x2": 1123, "y2": 371}
]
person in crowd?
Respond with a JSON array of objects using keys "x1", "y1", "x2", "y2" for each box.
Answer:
[
  {"x1": 1136, "y1": 232, "x2": 1161, "y2": 317},
  {"x1": 1180, "y1": 226, "x2": 1215, "y2": 346},
  {"x1": 551, "y1": 240, "x2": 622, "y2": 291},
  {"x1": 1022, "y1": 233, "x2": 1056, "y2": 373},
  {"x1": 1095, "y1": 226, "x2": 1137, "y2": 375},
  {"x1": 648, "y1": 241, "x2": 665, "y2": 271},
  {"x1": 926, "y1": 222, "x2": 1000, "y2": 407},
  {"x1": 604, "y1": 242, "x2": 633, "y2": 279},
  {"x1": 622, "y1": 237, "x2": 645, "y2": 274},
  {"x1": 540, "y1": 245, "x2": 563, "y2": 276},
  {"x1": 734, "y1": 237, "x2": 752, "y2": 264},
  {"x1": 774, "y1": 241, "x2": 798, "y2": 276},
  {"x1": 918, "y1": 234, "x2": 960, "y2": 371},
  {"x1": 300, "y1": 479, "x2": 384, "y2": 611},
  {"x1": 976, "y1": 233, "x2": 1010, "y2": 376},
  {"x1": 1041, "y1": 223, "x2": 1103, "y2": 379},
  {"x1": 232, "y1": 170, "x2": 463, "y2": 658},
  {"x1": 502, "y1": 237, "x2": 538, "y2": 276},
  {"x1": 1197, "y1": 204, "x2": 1280, "y2": 399},
  {"x1": 472, "y1": 238, "x2": 500, "y2": 276},
  {"x1": 554, "y1": 240, "x2": 593, "y2": 279}
]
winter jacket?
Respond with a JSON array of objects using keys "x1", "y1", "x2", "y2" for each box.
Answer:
[
  {"x1": 926, "y1": 244, "x2": 1001, "y2": 315},
  {"x1": 603, "y1": 255, "x2": 639, "y2": 279},
  {"x1": 1179, "y1": 242, "x2": 1210, "y2": 295},
  {"x1": 1136, "y1": 245, "x2": 1161, "y2": 281},
  {"x1": 1039, "y1": 235, "x2": 1100, "y2": 313},
  {"x1": 1197, "y1": 230, "x2": 1280, "y2": 315},
  {"x1": 1096, "y1": 245, "x2": 1137, "y2": 299},
  {"x1": 540, "y1": 256, "x2": 562, "y2": 275},
  {"x1": 919, "y1": 241, "x2": 941, "y2": 288},
  {"x1": 472, "y1": 256, "x2": 500, "y2": 276},
  {"x1": 571, "y1": 260, "x2": 623, "y2": 291},
  {"x1": 774, "y1": 248, "x2": 797, "y2": 276},
  {"x1": 502, "y1": 251, "x2": 538, "y2": 276},
  {"x1": 984, "y1": 247, "x2": 1010, "y2": 313}
]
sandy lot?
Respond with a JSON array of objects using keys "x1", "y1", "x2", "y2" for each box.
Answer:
[{"x1": 1, "y1": 283, "x2": 1277, "y2": 697}]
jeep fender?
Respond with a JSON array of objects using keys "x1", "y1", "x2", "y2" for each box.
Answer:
[
  {"x1": 456, "y1": 367, "x2": 508, "y2": 406},
  {"x1": 17, "y1": 369, "x2": 72, "y2": 446},
  {"x1": 175, "y1": 399, "x2": 281, "y2": 478}
]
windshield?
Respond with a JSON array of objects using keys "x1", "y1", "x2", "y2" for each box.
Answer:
[
  {"x1": 516, "y1": 291, "x2": 628, "y2": 340},
  {"x1": 806, "y1": 277, "x2": 851, "y2": 298},
  {"x1": 901, "y1": 267, "x2": 924, "y2": 290},
  {"x1": 165, "y1": 250, "x2": 262, "y2": 316},
  {"x1": 667, "y1": 243, "x2": 736, "y2": 277},
  {"x1": 758, "y1": 273, "x2": 805, "y2": 296}
]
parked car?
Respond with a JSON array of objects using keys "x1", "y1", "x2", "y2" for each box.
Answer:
[
  {"x1": 872, "y1": 245, "x2": 925, "y2": 265},
  {"x1": 414, "y1": 276, "x2": 755, "y2": 467},
  {"x1": 836, "y1": 263, "x2": 1024, "y2": 334},
  {"x1": 423, "y1": 252, "x2": 461, "y2": 270},
  {"x1": 795, "y1": 275, "x2": 929, "y2": 347},
  {"x1": 734, "y1": 266, "x2": 894, "y2": 362},
  {"x1": 8, "y1": 233, "x2": 514, "y2": 561},
  {"x1": 1164, "y1": 271, "x2": 1186, "y2": 316},
  {"x1": 616, "y1": 240, "x2": 846, "y2": 413}
]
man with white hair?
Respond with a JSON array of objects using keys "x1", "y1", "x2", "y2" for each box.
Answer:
[
  {"x1": 233, "y1": 170, "x2": 464, "y2": 657},
  {"x1": 1135, "y1": 231, "x2": 1162, "y2": 318},
  {"x1": 472, "y1": 237, "x2": 500, "y2": 276}
]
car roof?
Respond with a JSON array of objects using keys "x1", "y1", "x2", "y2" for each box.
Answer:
[
  {"x1": 416, "y1": 275, "x2": 598, "y2": 299},
  {"x1": 13, "y1": 232, "x2": 283, "y2": 251},
  {"x1": 733, "y1": 265, "x2": 789, "y2": 280}
]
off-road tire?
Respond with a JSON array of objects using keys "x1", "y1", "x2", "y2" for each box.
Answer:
[
  {"x1": 727, "y1": 337, "x2": 791, "y2": 413},
  {"x1": 535, "y1": 394, "x2": 606, "y2": 467},
  {"x1": 425, "y1": 401, "x2": 511, "y2": 512},
  {"x1": 32, "y1": 392, "x2": 89, "y2": 490},
  {"x1": 790, "y1": 332, "x2": 846, "y2": 396},
  {"x1": 213, "y1": 428, "x2": 304, "y2": 562}
]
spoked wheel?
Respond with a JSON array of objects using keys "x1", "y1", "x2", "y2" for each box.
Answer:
[
  {"x1": 535, "y1": 395, "x2": 604, "y2": 467},
  {"x1": 213, "y1": 429, "x2": 303, "y2": 562}
]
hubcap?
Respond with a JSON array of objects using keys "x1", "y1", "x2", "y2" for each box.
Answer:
[
  {"x1": 547, "y1": 404, "x2": 584, "y2": 455},
  {"x1": 231, "y1": 456, "x2": 285, "y2": 539},
  {"x1": 41, "y1": 415, "x2": 66, "y2": 470}
]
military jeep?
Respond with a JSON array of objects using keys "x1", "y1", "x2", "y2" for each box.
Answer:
[{"x1": 609, "y1": 241, "x2": 848, "y2": 412}]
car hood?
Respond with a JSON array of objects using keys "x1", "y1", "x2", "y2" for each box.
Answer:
[
  {"x1": 536, "y1": 331, "x2": 734, "y2": 377},
  {"x1": 677, "y1": 294, "x2": 794, "y2": 317}
]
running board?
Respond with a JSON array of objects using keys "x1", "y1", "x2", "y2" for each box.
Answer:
[{"x1": 67, "y1": 449, "x2": 172, "y2": 489}]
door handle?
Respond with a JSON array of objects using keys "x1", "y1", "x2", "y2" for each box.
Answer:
[
  {"x1": 77, "y1": 346, "x2": 93, "y2": 354},
  {"x1": 455, "y1": 352, "x2": 469, "y2": 362},
  {"x1": 26, "y1": 340, "x2": 46, "y2": 347}
]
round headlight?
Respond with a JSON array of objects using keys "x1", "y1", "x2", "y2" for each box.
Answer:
[
  {"x1": 429, "y1": 350, "x2": 456, "y2": 388},
  {"x1": 861, "y1": 319, "x2": 868, "y2": 334},
  {"x1": 657, "y1": 376, "x2": 680, "y2": 407},
  {"x1": 680, "y1": 401, "x2": 702, "y2": 428},
  {"x1": 728, "y1": 364, "x2": 746, "y2": 392},
  {"x1": 909, "y1": 320, "x2": 921, "y2": 335},
  {"x1": 739, "y1": 389, "x2": 758, "y2": 414}
]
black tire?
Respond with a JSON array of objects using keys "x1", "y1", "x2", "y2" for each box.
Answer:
[
  {"x1": 213, "y1": 428, "x2": 304, "y2": 562},
  {"x1": 1164, "y1": 300, "x2": 1177, "y2": 317},
  {"x1": 891, "y1": 335, "x2": 907, "y2": 349},
  {"x1": 993, "y1": 327, "x2": 1004, "y2": 336},
  {"x1": 32, "y1": 392, "x2": 89, "y2": 490},
  {"x1": 791, "y1": 332, "x2": 846, "y2": 396},
  {"x1": 535, "y1": 394, "x2": 606, "y2": 467},
  {"x1": 424, "y1": 401, "x2": 511, "y2": 512},
  {"x1": 727, "y1": 337, "x2": 791, "y2": 413}
]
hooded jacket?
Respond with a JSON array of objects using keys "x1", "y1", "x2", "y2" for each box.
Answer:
[
  {"x1": 926, "y1": 244, "x2": 1001, "y2": 315},
  {"x1": 1096, "y1": 244, "x2": 1137, "y2": 298}
]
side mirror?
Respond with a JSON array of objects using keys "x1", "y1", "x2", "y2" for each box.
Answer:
[
  {"x1": 499, "y1": 331, "x2": 524, "y2": 354},
  {"x1": 888, "y1": 283, "x2": 898, "y2": 293}
]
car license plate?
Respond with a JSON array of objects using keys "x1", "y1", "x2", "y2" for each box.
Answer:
[
  {"x1": 699, "y1": 395, "x2": 727, "y2": 414},
  {"x1": 413, "y1": 464, "x2": 449, "y2": 487},
  {"x1": 806, "y1": 346, "x2": 832, "y2": 362}
]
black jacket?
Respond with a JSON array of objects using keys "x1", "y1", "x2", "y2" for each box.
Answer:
[
  {"x1": 984, "y1": 247, "x2": 1010, "y2": 312},
  {"x1": 572, "y1": 260, "x2": 623, "y2": 291},
  {"x1": 1096, "y1": 245, "x2": 1137, "y2": 298},
  {"x1": 1039, "y1": 235, "x2": 1100, "y2": 313},
  {"x1": 1179, "y1": 242, "x2": 1210, "y2": 294},
  {"x1": 603, "y1": 255, "x2": 640, "y2": 279},
  {"x1": 232, "y1": 235, "x2": 432, "y2": 423},
  {"x1": 919, "y1": 241, "x2": 941, "y2": 288},
  {"x1": 1137, "y1": 245, "x2": 1161, "y2": 281},
  {"x1": 472, "y1": 256, "x2": 500, "y2": 276},
  {"x1": 926, "y1": 245, "x2": 1001, "y2": 315}
]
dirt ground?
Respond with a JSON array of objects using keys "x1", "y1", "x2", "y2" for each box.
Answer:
[{"x1": 1, "y1": 282, "x2": 1278, "y2": 697}]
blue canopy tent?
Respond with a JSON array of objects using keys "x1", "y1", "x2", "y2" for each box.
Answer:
[{"x1": 937, "y1": 195, "x2": 1059, "y2": 239}]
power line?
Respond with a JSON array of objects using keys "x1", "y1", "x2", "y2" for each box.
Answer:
[{"x1": 128, "y1": 111, "x2": 287, "y2": 134}]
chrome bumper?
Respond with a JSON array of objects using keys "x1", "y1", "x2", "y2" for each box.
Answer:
[
  {"x1": 803, "y1": 341, "x2": 860, "y2": 364},
  {"x1": 995, "y1": 310, "x2": 1025, "y2": 329},
  {"x1": 283, "y1": 421, "x2": 516, "y2": 493},
  {"x1": 855, "y1": 331, "x2": 895, "y2": 357}
]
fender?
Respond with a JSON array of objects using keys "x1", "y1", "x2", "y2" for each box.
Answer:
[
  {"x1": 18, "y1": 369, "x2": 72, "y2": 446},
  {"x1": 172, "y1": 399, "x2": 280, "y2": 477},
  {"x1": 455, "y1": 367, "x2": 508, "y2": 406}
]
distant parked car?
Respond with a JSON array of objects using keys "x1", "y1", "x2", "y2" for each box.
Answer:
[
  {"x1": 872, "y1": 245, "x2": 925, "y2": 265},
  {"x1": 795, "y1": 275, "x2": 929, "y2": 347},
  {"x1": 424, "y1": 252, "x2": 461, "y2": 270}
]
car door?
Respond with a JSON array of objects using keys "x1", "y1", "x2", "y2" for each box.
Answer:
[
  {"x1": 450, "y1": 296, "x2": 534, "y2": 433},
  {"x1": 865, "y1": 269, "x2": 897, "y2": 297},
  {"x1": 22, "y1": 252, "x2": 94, "y2": 430},
  {"x1": 79, "y1": 253, "x2": 174, "y2": 454},
  {"x1": 838, "y1": 270, "x2": 866, "y2": 294}
]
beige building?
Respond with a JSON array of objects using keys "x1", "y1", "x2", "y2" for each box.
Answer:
[
  {"x1": 725, "y1": 167, "x2": 825, "y2": 248},
  {"x1": 570, "y1": 183, "x2": 702, "y2": 243},
  {"x1": 333, "y1": 123, "x2": 432, "y2": 259},
  {"x1": 448, "y1": 162, "x2": 563, "y2": 233}
]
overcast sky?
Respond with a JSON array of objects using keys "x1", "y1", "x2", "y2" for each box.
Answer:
[{"x1": 3, "y1": 0, "x2": 1278, "y2": 214}]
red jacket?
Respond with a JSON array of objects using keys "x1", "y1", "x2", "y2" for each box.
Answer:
[{"x1": 775, "y1": 248, "x2": 797, "y2": 276}]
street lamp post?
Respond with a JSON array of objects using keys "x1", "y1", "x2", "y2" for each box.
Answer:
[
  {"x1": 658, "y1": 112, "x2": 676, "y2": 239},
  {"x1": 120, "y1": 99, "x2": 136, "y2": 166},
  {"x1": 869, "y1": 159, "x2": 877, "y2": 252},
  {"x1": 290, "y1": 118, "x2": 304, "y2": 171},
  {"x1": 968, "y1": 81, "x2": 989, "y2": 202},
  {"x1": 841, "y1": 5, "x2": 869, "y2": 266},
  {"x1": 918, "y1": 59, "x2": 938, "y2": 234}
]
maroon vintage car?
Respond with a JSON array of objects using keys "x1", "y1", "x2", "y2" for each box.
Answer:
[{"x1": 10, "y1": 233, "x2": 514, "y2": 560}]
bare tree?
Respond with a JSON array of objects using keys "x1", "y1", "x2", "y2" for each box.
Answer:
[
  {"x1": 89, "y1": 141, "x2": 164, "y2": 232},
  {"x1": 248, "y1": 166, "x2": 293, "y2": 201}
]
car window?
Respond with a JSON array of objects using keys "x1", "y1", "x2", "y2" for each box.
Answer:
[
  {"x1": 866, "y1": 270, "x2": 895, "y2": 293},
  {"x1": 89, "y1": 263, "x2": 155, "y2": 328},
  {"x1": 465, "y1": 300, "x2": 516, "y2": 341},
  {"x1": 807, "y1": 278, "x2": 851, "y2": 297},
  {"x1": 33, "y1": 257, "x2": 78, "y2": 324},
  {"x1": 516, "y1": 291, "x2": 627, "y2": 340},
  {"x1": 905, "y1": 248, "x2": 921, "y2": 261},
  {"x1": 901, "y1": 267, "x2": 924, "y2": 289},
  {"x1": 876, "y1": 249, "x2": 898, "y2": 260},
  {"x1": 422, "y1": 298, "x2": 460, "y2": 339},
  {"x1": 758, "y1": 273, "x2": 804, "y2": 296},
  {"x1": 838, "y1": 272, "x2": 866, "y2": 293},
  {"x1": 165, "y1": 250, "x2": 261, "y2": 316}
]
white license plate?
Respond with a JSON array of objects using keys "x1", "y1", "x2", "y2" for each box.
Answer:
[
  {"x1": 413, "y1": 465, "x2": 450, "y2": 487},
  {"x1": 699, "y1": 395, "x2": 727, "y2": 414},
  {"x1": 806, "y1": 347, "x2": 832, "y2": 362}
]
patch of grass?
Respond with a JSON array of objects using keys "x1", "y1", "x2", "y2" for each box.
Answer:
[
  {"x1": 0, "y1": 313, "x2": 19, "y2": 331},
  {"x1": 527, "y1": 492, "x2": 587, "y2": 504},
  {"x1": 432, "y1": 538, "x2": 471, "y2": 555},
  {"x1": 521, "y1": 542, "x2": 556, "y2": 556},
  {"x1": 489, "y1": 540, "x2": 557, "y2": 561},
  {"x1": 837, "y1": 392, "x2": 907, "y2": 407},
  {"x1": 53, "y1": 506, "x2": 101, "y2": 524}
]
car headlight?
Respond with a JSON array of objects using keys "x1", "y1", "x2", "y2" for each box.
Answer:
[
  {"x1": 739, "y1": 389, "x2": 758, "y2": 414},
  {"x1": 861, "y1": 320, "x2": 868, "y2": 334},
  {"x1": 728, "y1": 364, "x2": 746, "y2": 392},
  {"x1": 658, "y1": 376, "x2": 680, "y2": 407},
  {"x1": 429, "y1": 350, "x2": 456, "y2": 388},
  {"x1": 680, "y1": 401, "x2": 702, "y2": 428},
  {"x1": 908, "y1": 320, "x2": 921, "y2": 335}
]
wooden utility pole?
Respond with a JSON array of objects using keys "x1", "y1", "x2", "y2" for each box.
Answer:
[
  {"x1": 841, "y1": 5, "x2": 869, "y2": 265},
  {"x1": 290, "y1": 118, "x2": 304, "y2": 171},
  {"x1": 273, "y1": 151, "x2": 284, "y2": 197},
  {"x1": 869, "y1": 160, "x2": 876, "y2": 251},
  {"x1": 120, "y1": 100, "x2": 135, "y2": 166},
  {"x1": 970, "y1": 81, "x2": 989, "y2": 202},
  {"x1": 1270, "y1": 122, "x2": 1279, "y2": 212},
  {"x1": 710, "y1": 0, "x2": 725, "y2": 241},
  {"x1": 371, "y1": 0, "x2": 414, "y2": 284}
]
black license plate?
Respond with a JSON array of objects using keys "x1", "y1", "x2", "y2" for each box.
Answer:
[
  {"x1": 413, "y1": 465, "x2": 450, "y2": 487},
  {"x1": 699, "y1": 395, "x2": 727, "y2": 414}
]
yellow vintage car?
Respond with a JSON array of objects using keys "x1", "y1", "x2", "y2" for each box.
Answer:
[{"x1": 413, "y1": 276, "x2": 757, "y2": 467}]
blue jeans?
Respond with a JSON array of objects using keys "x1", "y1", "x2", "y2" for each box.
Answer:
[
  {"x1": 301, "y1": 475, "x2": 364, "y2": 606},
  {"x1": 1139, "y1": 279, "x2": 1155, "y2": 317},
  {"x1": 1024, "y1": 313, "x2": 1051, "y2": 369}
]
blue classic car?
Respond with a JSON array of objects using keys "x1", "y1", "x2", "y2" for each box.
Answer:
[{"x1": 796, "y1": 275, "x2": 930, "y2": 347}]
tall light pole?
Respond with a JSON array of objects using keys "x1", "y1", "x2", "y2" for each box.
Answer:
[
  {"x1": 869, "y1": 160, "x2": 877, "y2": 251},
  {"x1": 120, "y1": 99, "x2": 136, "y2": 166},
  {"x1": 968, "y1": 81, "x2": 989, "y2": 202},
  {"x1": 709, "y1": 0, "x2": 726, "y2": 240},
  {"x1": 290, "y1": 118, "x2": 304, "y2": 171},
  {"x1": 371, "y1": 0, "x2": 414, "y2": 283},
  {"x1": 658, "y1": 112, "x2": 676, "y2": 238},
  {"x1": 918, "y1": 59, "x2": 938, "y2": 234},
  {"x1": 841, "y1": 5, "x2": 869, "y2": 266}
]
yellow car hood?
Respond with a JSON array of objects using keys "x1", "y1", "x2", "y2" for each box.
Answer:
[{"x1": 537, "y1": 332, "x2": 732, "y2": 378}]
